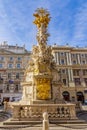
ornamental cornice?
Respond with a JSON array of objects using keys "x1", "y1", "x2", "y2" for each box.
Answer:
[
  {"x1": 56, "y1": 65, "x2": 72, "y2": 68},
  {"x1": 72, "y1": 64, "x2": 87, "y2": 69},
  {"x1": 52, "y1": 46, "x2": 87, "y2": 52},
  {"x1": 52, "y1": 46, "x2": 72, "y2": 50}
]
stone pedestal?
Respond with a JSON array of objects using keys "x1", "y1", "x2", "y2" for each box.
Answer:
[{"x1": 32, "y1": 100, "x2": 54, "y2": 104}]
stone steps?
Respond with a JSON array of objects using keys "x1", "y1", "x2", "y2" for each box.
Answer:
[
  {"x1": 50, "y1": 119, "x2": 86, "y2": 124},
  {"x1": 3, "y1": 118, "x2": 87, "y2": 126},
  {"x1": 3, "y1": 120, "x2": 42, "y2": 125},
  {"x1": 1, "y1": 110, "x2": 87, "y2": 129},
  {"x1": 1, "y1": 123, "x2": 87, "y2": 130}
]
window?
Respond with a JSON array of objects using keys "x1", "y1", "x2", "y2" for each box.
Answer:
[
  {"x1": 84, "y1": 78, "x2": 87, "y2": 85},
  {"x1": 73, "y1": 60, "x2": 76, "y2": 64},
  {"x1": 10, "y1": 57, "x2": 13, "y2": 61},
  {"x1": 18, "y1": 57, "x2": 21, "y2": 61},
  {"x1": 0, "y1": 73, "x2": 3, "y2": 83},
  {"x1": 83, "y1": 70, "x2": 87, "y2": 75},
  {"x1": 15, "y1": 85, "x2": 19, "y2": 92},
  {"x1": 0, "y1": 64, "x2": 3, "y2": 68},
  {"x1": 17, "y1": 64, "x2": 21, "y2": 68},
  {"x1": 85, "y1": 54, "x2": 87, "y2": 58},
  {"x1": 60, "y1": 52, "x2": 64, "y2": 56},
  {"x1": 0, "y1": 57, "x2": 4, "y2": 61},
  {"x1": 63, "y1": 79, "x2": 66, "y2": 85},
  {"x1": 8, "y1": 73, "x2": 11, "y2": 79},
  {"x1": 72, "y1": 54, "x2": 76, "y2": 58},
  {"x1": 81, "y1": 54, "x2": 85, "y2": 58},
  {"x1": 7, "y1": 85, "x2": 9, "y2": 91},
  {"x1": 73, "y1": 70, "x2": 80, "y2": 76},
  {"x1": 8, "y1": 64, "x2": 13, "y2": 68},
  {"x1": 82, "y1": 60, "x2": 85, "y2": 64},
  {"x1": 77, "y1": 70, "x2": 80, "y2": 76},
  {"x1": 16, "y1": 73, "x2": 20, "y2": 79},
  {"x1": 62, "y1": 69, "x2": 65, "y2": 74},
  {"x1": 61, "y1": 59, "x2": 64, "y2": 65},
  {"x1": 73, "y1": 70, "x2": 76, "y2": 76},
  {"x1": 74, "y1": 78, "x2": 81, "y2": 85}
]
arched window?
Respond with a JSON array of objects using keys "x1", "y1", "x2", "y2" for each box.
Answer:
[
  {"x1": 76, "y1": 91, "x2": 84, "y2": 103},
  {"x1": 62, "y1": 91, "x2": 70, "y2": 101}
]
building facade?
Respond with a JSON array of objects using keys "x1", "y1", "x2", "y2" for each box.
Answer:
[
  {"x1": 0, "y1": 41, "x2": 87, "y2": 104},
  {"x1": 0, "y1": 42, "x2": 31, "y2": 102},
  {"x1": 52, "y1": 44, "x2": 87, "y2": 103}
]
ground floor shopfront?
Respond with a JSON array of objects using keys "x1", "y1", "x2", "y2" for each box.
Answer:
[
  {"x1": 0, "y1": 93, "x2": 22, "y2": 103},
  {"x1": 0, "y1": 87, "x2": 87, "y2": 104},
  {"x1": 61, "y1": 86, "x2": 87, "y2": 104}
]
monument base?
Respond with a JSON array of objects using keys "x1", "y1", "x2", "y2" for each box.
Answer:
[{"x1": 32, "y1": 100, "x2": 54, "y2": 104}]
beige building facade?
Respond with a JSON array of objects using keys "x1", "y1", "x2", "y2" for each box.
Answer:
[
  {"x1": 0, "y1": 42, "x2": 31, "y2": 102},
  {"x1": 52, "y1": 44, "x2": 87, "y2": 103},
  {"x1": 0, "y1": 41, "x2": 87, "y2": 104}
]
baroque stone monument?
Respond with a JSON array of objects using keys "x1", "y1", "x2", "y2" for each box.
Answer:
[
  {"x1": 21, "y1": 8, "x2": 61, "y2": 104},
  {"x1": 5, "y1": 8, "x2": 76, "y2": 122}
]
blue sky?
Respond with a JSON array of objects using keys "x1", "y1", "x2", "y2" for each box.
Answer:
[{"x1": 0, "y1": 0, "x2": 87, "y2": 50}]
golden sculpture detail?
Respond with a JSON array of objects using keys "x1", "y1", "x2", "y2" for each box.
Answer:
[
  {"x1": 36, "y1": 78, "x2": 50, "y2": 100},
  {"x1": 33, "y1": 8, "x2": 50, "y2": 28},
  {"x1": 33, "y1": 8, "x2": 52, "y2": 100},
  {"x1": 33, "y1": 8, "x2": 50, "y2": 45}
]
